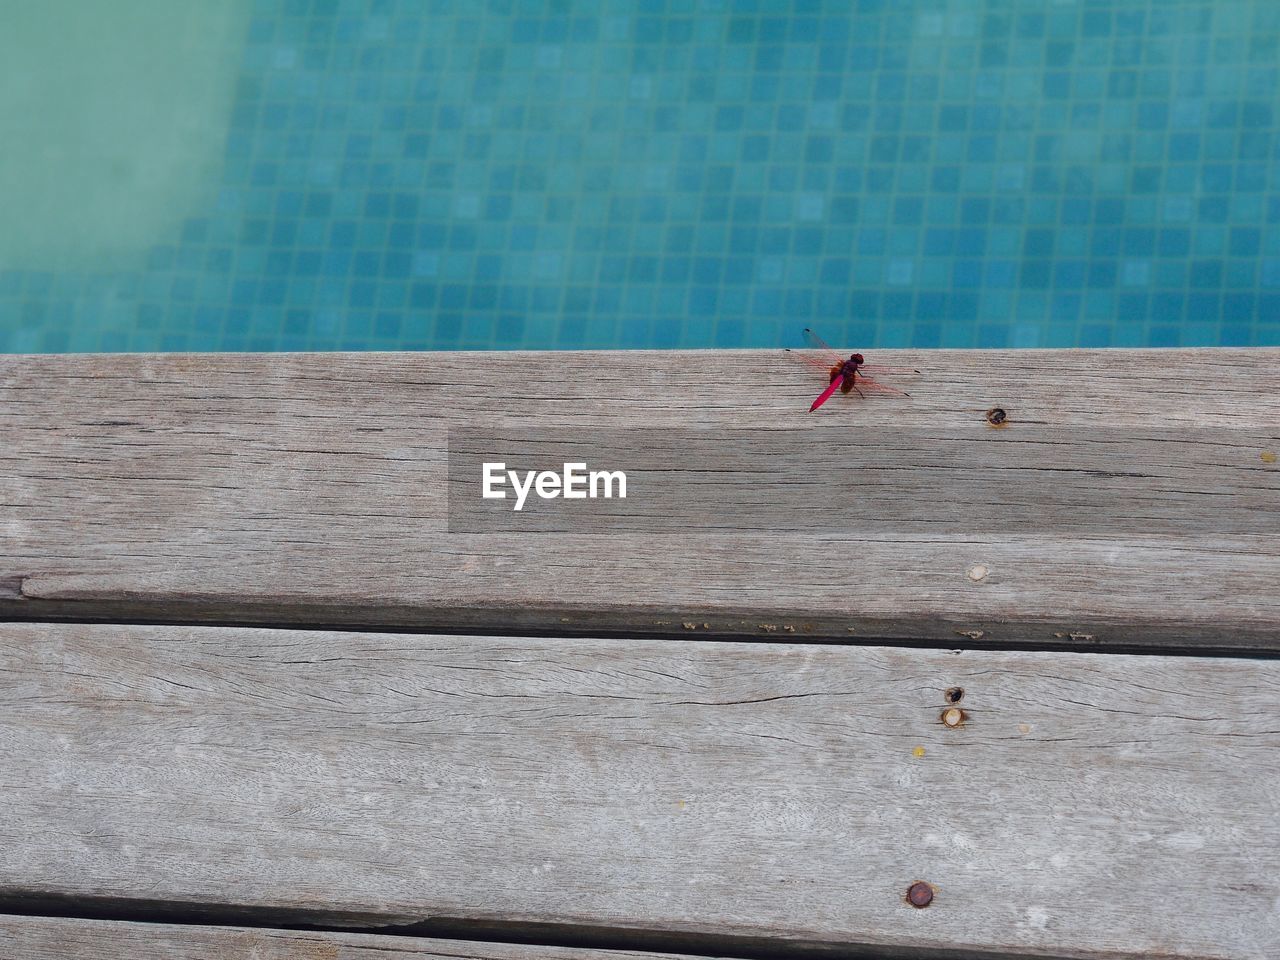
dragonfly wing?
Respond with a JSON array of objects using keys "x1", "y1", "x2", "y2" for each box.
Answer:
[
  {"x1": 784, "y1": 347, "x2": 837, "y2": 372},
  {"x1": 860, "y1": 363, "x2": 921, "y2": 376},
  {"x1": 802, "y1": 328, "x2": 840, "y2": 355},
  {"x1": 855, "y1": 374, "x2": 910, "y2": 397},
  {"x1": 809, "y1": 373, "x2": 844, "y2": 412}
]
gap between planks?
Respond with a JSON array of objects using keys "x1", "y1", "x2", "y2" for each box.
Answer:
[
  {"x1": 0, "y1": 913, "x2": 1085, "y2": 960},
  {"x1": 3, "y1": 612, "x2": 1280, "y2": 661}
]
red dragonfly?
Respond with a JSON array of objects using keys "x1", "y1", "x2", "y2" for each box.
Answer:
[{"x1": 785, "y1": 328, "x2": 916, "y2": 412}]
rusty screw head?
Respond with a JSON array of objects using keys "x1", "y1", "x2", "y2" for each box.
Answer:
[
  {"x1": 945, "y1": 686, "x2": 964, "y2": 703},
  {"x1": 907, "y1": 881, "x2": 934, "y2": 908},
  {"x1": 986, "y1": 407, "x2": 1007, "y2": 426}
]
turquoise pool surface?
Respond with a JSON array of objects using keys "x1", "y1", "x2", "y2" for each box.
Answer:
[{"x1": 2, "y1": 0, "x2": 1278, "y2": 352}]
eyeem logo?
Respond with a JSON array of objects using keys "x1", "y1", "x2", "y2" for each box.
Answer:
[{"x1": 482, "y1": 462, "x2": 627, "y2": 511}]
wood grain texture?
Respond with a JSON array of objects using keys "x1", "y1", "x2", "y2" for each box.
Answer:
[
  {"x1": 2, "y1": 622, "x2": 1277, "y2": 960},
  {"x1": 0, "y1": 916, "x2": 707, "y2": 960},
  {"x1": 1, "y1": 350, "x2": 1279, "y2": 649}
]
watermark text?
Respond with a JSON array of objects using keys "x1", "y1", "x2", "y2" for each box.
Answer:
[{"x1": 482, "y1": 461, "x2": 627, "y2": 511}]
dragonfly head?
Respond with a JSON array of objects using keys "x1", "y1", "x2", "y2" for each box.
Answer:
[{"x1": 849, "y1": 353, "x2": 865, "y2": 366}]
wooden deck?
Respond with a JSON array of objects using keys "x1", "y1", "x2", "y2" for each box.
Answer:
[{"x1": 1, "y1": 348, "x2": 1278, "y2": 960}]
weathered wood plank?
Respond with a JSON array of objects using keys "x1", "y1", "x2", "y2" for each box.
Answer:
[
  {"x1": 2, "y1": 622, "x2": 1276, "y2": 960},
  {"x1": 0, "y1": 916, "x2": 708, "y2": 960},
  {"x1": 1, "y1": 350, "x2": 1278, "y2": 649}
]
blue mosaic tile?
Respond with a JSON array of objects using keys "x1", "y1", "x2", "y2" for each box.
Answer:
[{"x1": 2, "y1": 0, "x2": 1279, "y2": 352}]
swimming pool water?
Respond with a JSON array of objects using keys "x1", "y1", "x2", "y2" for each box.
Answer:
[{"x1": 2, "y1": 0, "x2": 1278, "y2": 352}]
